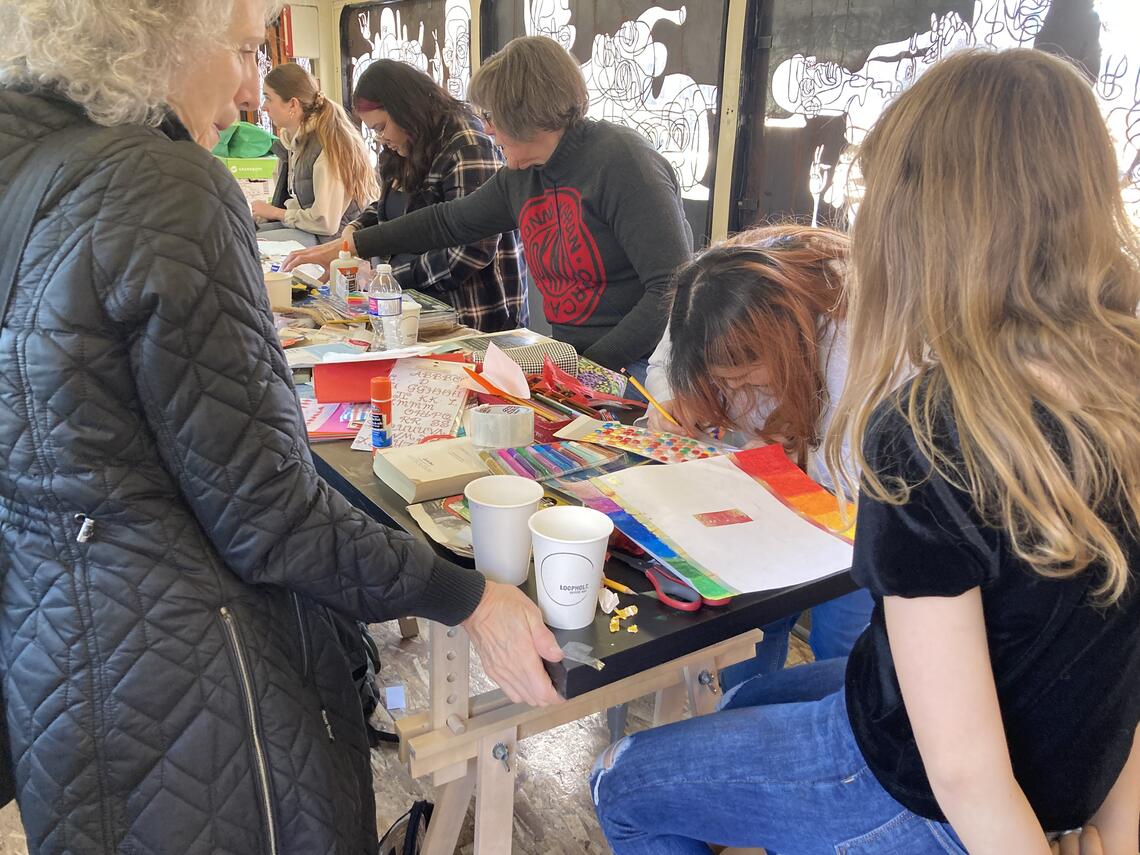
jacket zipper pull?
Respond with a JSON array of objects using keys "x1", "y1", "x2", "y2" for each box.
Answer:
[{"x1": 73, "y1": 513, "x2": 96, "y2": 544}]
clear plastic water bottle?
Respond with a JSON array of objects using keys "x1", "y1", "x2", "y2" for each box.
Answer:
[{"x1": 367, "y1": 263, "x2": 403, "y2": 350}]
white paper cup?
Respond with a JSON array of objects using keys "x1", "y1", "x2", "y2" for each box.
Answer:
[
  {"x1": 263, "y1": 271, "x2": 293, "y2": 310},
  {"x1": 529, "y1": 506, "x2": 614, "y2": 630},
  {"x1": 399, "y1": 301, "x2": 421, "y2": 345},
  {"x1": 464, "y1": 476, "x2": 545, "y2": 585}
]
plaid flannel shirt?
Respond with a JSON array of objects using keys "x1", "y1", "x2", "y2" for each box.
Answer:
[{"x1": 351, "y1": 115, "x2": 528, "y2": 332}]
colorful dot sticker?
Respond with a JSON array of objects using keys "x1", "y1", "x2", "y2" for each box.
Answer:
[{"x1": 575, "y1": 422, "x2": 725, "y2": 464}]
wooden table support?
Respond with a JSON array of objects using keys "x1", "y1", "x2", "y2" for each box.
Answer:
[{"x1": 397, "y1": 626, "x2": 763, "y2": 855}]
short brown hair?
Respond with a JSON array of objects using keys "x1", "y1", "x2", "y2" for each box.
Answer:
[{"x1": 469, "y1": 36, "x2": 588, "y2": 140}]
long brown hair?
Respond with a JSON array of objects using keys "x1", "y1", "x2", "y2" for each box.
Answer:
[
  {"x1": 265, "y1": 62, "x2": 379, "y2": 208},
  {"x1": 352, "y1": 59, "x2": 471, "y2": 191},
  {"x1": 826, "y1": 49, "x2": 1140, "y2": 604},
  {"x1": 667, "y1": 225, "x2": 849, "y2": 465}
]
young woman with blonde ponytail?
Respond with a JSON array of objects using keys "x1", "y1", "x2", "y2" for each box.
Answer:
[
  {"x1": 592, "y1": 48, "x2": 1139, "y2": 855},
  {"x1": 254, "y1": 62, "x2": 379, "y2": 245}
]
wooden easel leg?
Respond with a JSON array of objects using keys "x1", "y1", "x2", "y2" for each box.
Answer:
[
  {"x1": 397, "y1": 617, "x2": 420, "y2": 639},
  {"x1": 606, "y1": 703, "x2": 629, "y2": 741},
  {"x1": 653, "y1": 682, "x2": 689, "y2": 726},
  {"x1": 474, "y1": 726, "x2": 518, "y2": 855},
  {"x1": 422, "y1": 759, "x2": 476, "y2": 855},
  {"x1": 429, "y1": 622, "x2": 471, "y2": 785}
]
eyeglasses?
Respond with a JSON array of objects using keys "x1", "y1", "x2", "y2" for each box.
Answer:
[{"x1": 478, "y1": 109, "x2": 493, "y2": 126}]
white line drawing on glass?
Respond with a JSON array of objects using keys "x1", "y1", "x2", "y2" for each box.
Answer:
[
  {"x1": 770, "y1": 0, "x2": 1140, "y2": 225},
  {"x1": 808, "y1": 144, "x2": 830, "y2": 227},
  {"x1": 1093, "y1": 0, "x2": 1140, "y2": 224},
  {"x1": 526, "y1": 2, "x2": 719, "y2": 201},
  {"x1": 440, "y1": 0, "x2": 472, "y2": 100}
]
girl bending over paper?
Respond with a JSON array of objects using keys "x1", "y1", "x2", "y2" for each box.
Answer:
[{"x1": 643, "y1": 223, "x2": 873, "y2": 686}]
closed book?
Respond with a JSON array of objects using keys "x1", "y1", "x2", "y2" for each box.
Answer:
[{"x1": 372, "y1": 437, "x2": 490, "y2": 503}]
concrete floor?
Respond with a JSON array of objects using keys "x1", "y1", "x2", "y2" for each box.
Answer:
[{"x1": 0, "y1": 620, "x2": 812, "y2": 854}]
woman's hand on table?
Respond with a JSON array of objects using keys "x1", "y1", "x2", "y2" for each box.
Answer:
[
  {"x1": 463, "y1": 580, "x2": 564, "y2": 707},
  {"x1": 282, "y1": 236, "x2": 348, "y2": 274},
  {"x1": 1049, "y1": 826, "x2": 1102, "y2": 855},
  {"x1": 251, "y1": 200, "x2": 286, "y2": 221}
]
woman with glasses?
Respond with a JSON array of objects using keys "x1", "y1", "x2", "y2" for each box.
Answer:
[
  {"x1": 285, "y1": 36, "x2": 693, "y2": 375},
  {"x1": 339, "y1": 59, "x2": 526, "y2": 332}
]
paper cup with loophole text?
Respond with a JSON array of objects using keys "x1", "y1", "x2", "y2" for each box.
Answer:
[
  {"x1": 464, "y1": 475, "x2": 545, "y2": 585},
  {"x1": 529, "y1": 506, "x2": 614, "y2": 630}
]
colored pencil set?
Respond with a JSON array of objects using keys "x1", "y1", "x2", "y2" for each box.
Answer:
[{"x1": 479, "y1": 441, "x2": 620, "y2": 480}]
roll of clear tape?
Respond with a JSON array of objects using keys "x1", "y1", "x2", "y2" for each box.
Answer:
[{"x1": 466, "y1": 404, "x2": 535, "y2": 449}]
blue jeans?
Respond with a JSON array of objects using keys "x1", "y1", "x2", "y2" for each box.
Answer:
[
  {"x1": 719, "y1": 588, "x2": 875, "y2": 691},
  {"x1": 591, "y1": 659, "x2": 967, "y2": 855}
]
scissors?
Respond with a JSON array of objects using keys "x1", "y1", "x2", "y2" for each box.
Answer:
[{"x1": 609, "y1": 551, "x2": 731, "y2": 611}]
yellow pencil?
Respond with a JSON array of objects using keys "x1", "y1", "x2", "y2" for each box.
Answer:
[
  {"x1": 622, "y1": 371, "x2": 682, "y2": 427},
  {"x1": 603, "y1": 577, "x2": 637, "y2": 596}
]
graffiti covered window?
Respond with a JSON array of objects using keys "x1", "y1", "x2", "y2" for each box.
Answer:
[
  {"x1": 341, "y1": 0, "x2": 473, "y2": 160},
  {"x1": 761, "y1": 0, "x2": 1140, "y2": 228},
  {"x1": 486, "y1": 0, "x2": 728, "y2": 243}
]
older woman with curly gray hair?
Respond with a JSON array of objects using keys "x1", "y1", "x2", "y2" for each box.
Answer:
[{"x1": 0, "y1": 1, "x2": 563, "y2": 853}]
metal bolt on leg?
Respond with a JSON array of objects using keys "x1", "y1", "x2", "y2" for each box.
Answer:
[
  {"x1": 491, "y1": 742, "x2": 511, "y2": 773},
  {"x1": 698, "y1": 669, "x2": 718, "y2": 694}
]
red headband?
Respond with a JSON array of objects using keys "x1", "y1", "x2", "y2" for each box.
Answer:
[{"x1": 353, "y1": 97, "x2": 382, "y2": 113}]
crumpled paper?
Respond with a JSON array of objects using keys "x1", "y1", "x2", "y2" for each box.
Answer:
[{"x1": 598, "y1": 588, "x2": 620, "y2": 614}]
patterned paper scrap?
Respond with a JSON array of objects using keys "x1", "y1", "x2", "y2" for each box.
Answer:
[
  {"x1": 575, "y1": 421, "x2": 724, "y2": 464},
  {"x1": 694, "y1": 509, "x2": 753, "y2": 527}
]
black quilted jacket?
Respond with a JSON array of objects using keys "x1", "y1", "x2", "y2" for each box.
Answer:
[{"x1": 0, "y1": 91, "x2": 486, "y2": 854}]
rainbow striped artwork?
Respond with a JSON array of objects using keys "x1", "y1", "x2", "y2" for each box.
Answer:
[{"x1": 590, "y1": 444, "x2": 854, "y2": 598}]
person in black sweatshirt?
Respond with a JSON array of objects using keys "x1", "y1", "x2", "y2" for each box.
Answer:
[{"x1": 285, "y1": 35, "x2": 693, "y2": 374}]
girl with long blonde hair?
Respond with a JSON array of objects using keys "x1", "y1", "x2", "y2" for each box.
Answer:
[
  {"x1": 592, "y1": 48, "x2": 1139, "y2": 855},
  {"x1": 254, "y1": 62, "x2": 379, "y2": 245}
]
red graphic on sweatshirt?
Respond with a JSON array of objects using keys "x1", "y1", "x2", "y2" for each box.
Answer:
[{"x1": 518, "y1": 187, "x2": 605, "y2": 325}]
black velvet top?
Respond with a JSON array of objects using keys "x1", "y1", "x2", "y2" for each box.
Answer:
[{"x1": 845, "y1": 388, "x2": 1140, "y2": 830}]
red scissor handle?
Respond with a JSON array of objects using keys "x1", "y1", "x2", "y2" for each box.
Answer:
[{"x1": 643, "y1": 565, "x2": 702, "y2": 611}]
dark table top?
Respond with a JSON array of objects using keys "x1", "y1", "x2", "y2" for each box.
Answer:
[{"x1": 312, "y1": 440, "x2": 856, "y2": 699}]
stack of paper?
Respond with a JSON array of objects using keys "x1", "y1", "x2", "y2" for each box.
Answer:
[{"x1": 301, "y1": 400, "x2": 370, "y2": 441}]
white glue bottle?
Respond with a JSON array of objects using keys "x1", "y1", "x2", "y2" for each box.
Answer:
[
  {"x1": 367, "y1": 264, "x2": 403, "y2": 350},
  {"x1": 329, "y1": 240, "x2": 362, "y2": 299}
]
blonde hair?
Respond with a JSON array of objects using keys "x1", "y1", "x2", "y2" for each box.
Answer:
[
  {"x1": 0, "y1": 0, "x2": 282, "y2": 127},
  {"x1": 265, "y1": 62, "x2": 378, "y2": 209},
  {"x1": 468, "y1": 35, "x2": 588, "y2": 140},
  {"x1": 826, "y1": 49, "x2": 1140, "y2": 604}
]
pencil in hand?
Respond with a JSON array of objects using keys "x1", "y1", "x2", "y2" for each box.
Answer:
[{"x1": 621, "y1": 369, "x2": 682, "y2": 427}]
